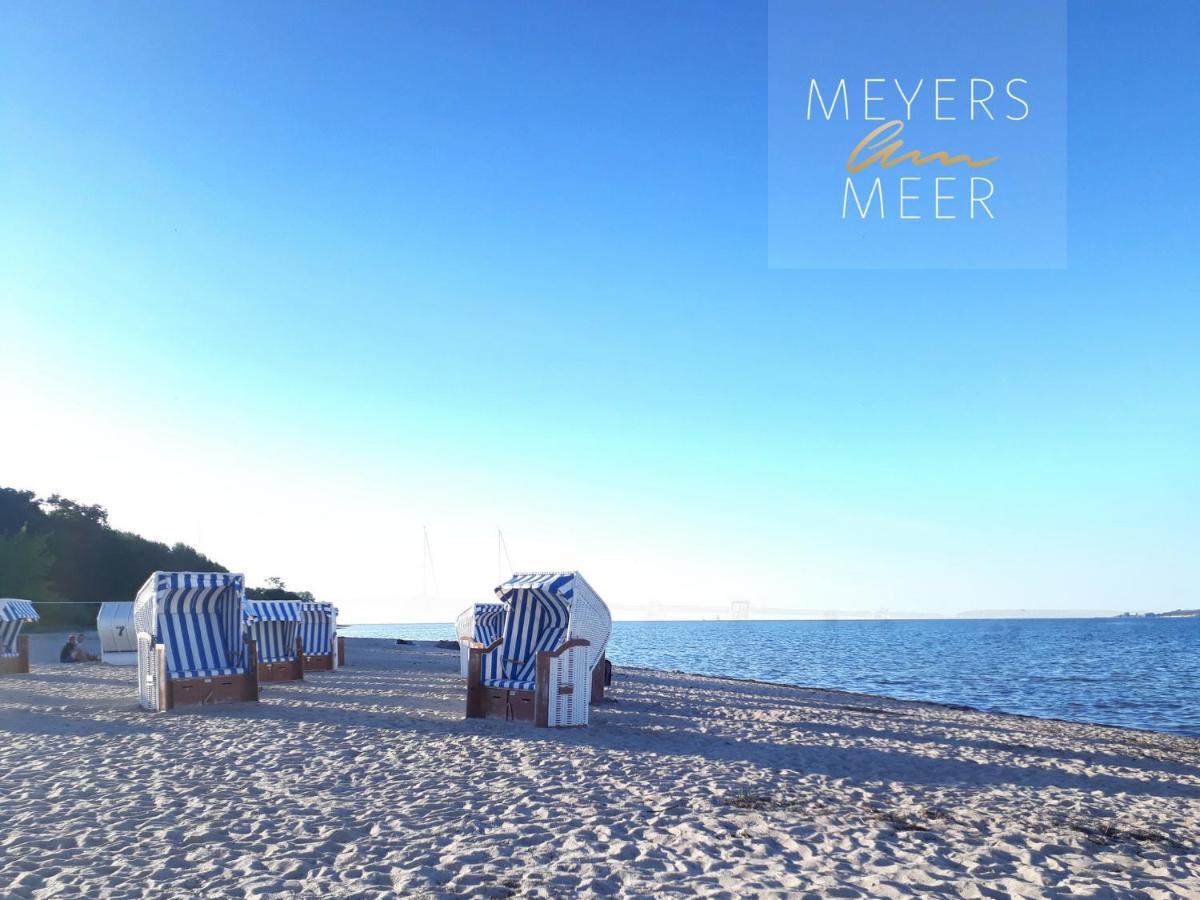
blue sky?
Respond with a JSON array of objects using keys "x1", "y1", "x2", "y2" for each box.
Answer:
[{"x1": 1, "y1": 2, "x2": 1197, "y2": 620}]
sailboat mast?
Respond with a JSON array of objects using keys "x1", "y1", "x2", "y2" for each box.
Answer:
[
  {"x1": 498, "y1": 529, "x2": 513, "y2": 581},
  {"x1": 422, "y1": 526, "x2": 439, "y2": 600}
]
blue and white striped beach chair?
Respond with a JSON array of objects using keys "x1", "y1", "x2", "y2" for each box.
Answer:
[
  {"x1": 0, "y1": 599, "x2": 39, "y2": 675},
  {"x1": 455, "y1": 602, "x2": 505, "y2": 678},
  {"x1": 466, "y1": 572, "x2": 611, "y2": 727},
  {"x1": 299, "y1": 601, "x2": 342, "y2": 671},
  {"x1": 243, "y1": 599, "x2": 304, "y2": 682},
  {"x1": 133, "y1": 572, "x2": 258, "y2": 711}
]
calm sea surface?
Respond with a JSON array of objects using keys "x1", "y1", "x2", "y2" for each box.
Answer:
[{"x1": 341, "y1": 617, "x2": 1200, "y2": 736}]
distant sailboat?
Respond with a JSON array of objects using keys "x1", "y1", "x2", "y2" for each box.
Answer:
[
  {"x1": 416, "y1": 525, "x2": 440, "y2": 606},
  {"x1": 497, "y1": 529, "x2": 514, "y2": 584}
]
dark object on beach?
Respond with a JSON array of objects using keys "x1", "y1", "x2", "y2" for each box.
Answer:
[
  {"x1": 58, "y1": 633, "x2": 99, "y2": 663},
  {"x1": 436, "y1": 640, "x2": 458, "y2": 650},
  {"x1": 395, "y1": 638, "x2": 412, "y2": 645},
  {"x1": 61, "y1": 635, "x2": 79, "y2": 663},
  {"x1": 722, "y1": 791, "x2": 806, "y2": 813},
  {"x1": 73, "y1": 636, "x2": 100, "y2": 663},
  {"x1": 604, "y1": 658, "x2": 613, "y2": 686},
  {"x1": 873, "y1": 810, "x2": 933, "y2": 833},
  {"x1": 1066, "y1": 818, "x2": 1186, "y2": 849}
]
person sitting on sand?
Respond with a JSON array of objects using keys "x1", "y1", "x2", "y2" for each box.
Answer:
[
  {"x1": 71, "y1": 634, "x2": 100, "y2": 663},
  {"x1": 60, "y1": 634, "x2": 79, "y2": 662}
]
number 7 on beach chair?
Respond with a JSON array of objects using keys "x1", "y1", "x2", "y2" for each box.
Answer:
[{"x1": 466, "y1": 572, "x2": 611, "y2": 727}]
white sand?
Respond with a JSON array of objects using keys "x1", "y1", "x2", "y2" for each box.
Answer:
[{"x1": 2, "y1": 634, "x2": 1198, "y2": 898}]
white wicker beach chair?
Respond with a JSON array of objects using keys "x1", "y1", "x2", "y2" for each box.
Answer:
[
  {"x1": 298, "y1": 601, "x2": 343, "y2": 671},
  {"x1": 96, "y1": 602, "x2": 137, "y2": 666},
  {"x1": 243, "y1": 599, "x2": 305, "y2": 682},
  {"x1": 0, "y1": 599, "x2": 38, "y2": 675},
  {"x1": 454, "y1": 602, "x2": 505, "y2": 678},
  {"x1": 466, "y1": 572, "x2": 611, "y2": 727},
  {"x1": 133, "y1": 572, "x2": 259, "y2": 711}
]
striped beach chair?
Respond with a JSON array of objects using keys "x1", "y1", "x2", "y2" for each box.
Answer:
[
  {"x1": 133, "y1": 572, "x2": 259, "y2": 711},
  {"x1": 299, "y1": 601, "x2": 343, "y2": 672},
  {"x1": 0, "y1": 599, "x2": 38, "y2": 675},
  {"x1": 455, "y1": 602, "x2": 505, "y2": 677},
  {"x1": 466, "y1": 572, "x2": 611, "y2": 727},
  {"x1": 243, "y1": 599, "x2": 304, "y2": 682}
]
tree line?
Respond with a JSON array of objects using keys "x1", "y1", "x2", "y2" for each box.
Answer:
[{"x1": 0, "y1": 487, "x2": 314, "y2": 629}]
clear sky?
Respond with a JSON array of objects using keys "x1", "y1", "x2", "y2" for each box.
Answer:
[{"x1": 1, "y1": 2, "x2": 1197, "y2": 622}]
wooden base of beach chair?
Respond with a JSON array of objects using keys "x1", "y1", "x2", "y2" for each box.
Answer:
[
  {"x1": 465, "y1": 640, "x2": 501, "y2": 721},
  {"x1": 0, "y1": 637, "x2": 30, "y2": 675},
  {"x1": 257, "y1": 659, "x2": 303, "y2": 682},
  {"x1": 168, "y1": 672, "x2": 258, "y2": 707},
  {"x1": 301, "y1": 653, "x2": 333, "y2": 672},
  {"x1": 303, "y1": 637, "x2": 345, "y2": 672},
  {"x1": 154, "y1": 638, "x2": 260, "y2": 711},
  {"x1": 464, "y1": 640, "x2": 534, "y2": 722},
  {"x1": 257, "y1": 638, "x2": 304, "y2": 683},
  {"x1": 465, "y1": 681, "x2": 489, "y2": 719},
  {"x1": 466, "y1": 685, "x2": 536, "y2": 722},
  {"x1": 510, "y1": 689, "x2": 536, "y2": 722}
]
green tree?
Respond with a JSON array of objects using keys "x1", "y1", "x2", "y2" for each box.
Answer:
[
  {"x1": 2, "y1": 485, "x2": 313, "y2": 622},
  {"x1": 0, "y1": 527, "x2": 58, "y2": 603},
  {"x1": 246, "y1": 578, "x2": 317, "y2": 605},
  {"x1": 0, "y1": 488, "x2": 47, "y2": 536},
  {"x1": 42, "y1": 494, "x2": 108, "y2": 526}
]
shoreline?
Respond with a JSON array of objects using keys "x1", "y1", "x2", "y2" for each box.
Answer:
[
  {"x1": 610, "y1": 661, "x2": 1200, "y2": 743},
  {"x1": 4, "y1": 635, "x2": 1198, "y2": 896}
]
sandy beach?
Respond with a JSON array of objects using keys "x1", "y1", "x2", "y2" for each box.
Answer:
[{"x1": 1, "y1": 635, "x2": 1198, "y2": 898}]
